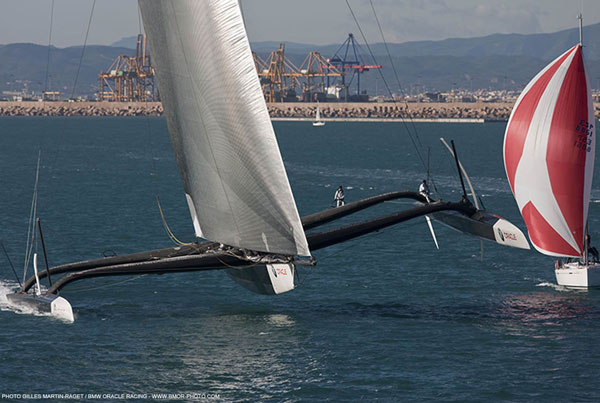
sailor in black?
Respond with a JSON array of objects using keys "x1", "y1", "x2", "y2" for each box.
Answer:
[
  {"x1": 587, "y1": 234, "x2": 599, "y2": 262},
  {"x1": 334, "y1": 186, "x2": 345, "y2": 207},
  {"x1": 419, "y1": 179, "x2": 430, "y2": 202}
]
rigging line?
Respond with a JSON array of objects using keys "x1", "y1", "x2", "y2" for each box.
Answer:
[
  {"x1": 39, "y1": 0, "x2": 55, "y2": 156},
  {"x1": 69, "y1": 0, "x2": 96, "y2": 100},
  {"x1": 215, "y1": 247, "x2": 293, "y2": 269},
  {"x1": 44, "y1": 0, "x2": 55, "y2": 94},
  {"x1": 431, "y1": 152, "x2": 451, "y2": 199},
  {"x1": 344, "y1": 1, "x2": 409, "y2": 111},
  {"x1": 219, "y1": 247, "x2": 274, "y2": 264},
  {"x1": 156, "y1": 196, "x2": 193, "y2": 246},
  {"x1": 26, "y1": 6, "x2": 53, "y2": 275},
  {"x1": 215, "y1": 255, "x2": 262, "y2": 270},
  {"x1": 49, "y1": 0, "x2": 96, "y2": 174},
  {"x1": 369, "y1": 0, "x2": 424, "y2": 149},
  {"x1": 368, "y1": 0, "x2": 442, "y2": 196},
  {"x1": 344, "y1": 0, "x2": 428, "y2": 174},
  {"x1": 364, "y1": 1, "x2": 425, "y2": 152},
  {"x1": 24, "y1": 192, "x2": 38, "y2": 272},
  {"x1": 23, "y1": 150, "x2": 42, "y2": 284},
  {"x1": 44, "y1": 0, "x2": 97, "y2": 211},
  {"x1": 144, "y1": 88, "x2": 170, "y2": 244},
  {"x1": 137, "y1": 1, "x2": 143, "y2": 35},
  {"x1": 136, "y1": 43, "x2": 168, "y2": 244},
  {"x1": 134, "y1": 10, "x2": 173, "y2": 247},
  {"x1": 294, "y1": 263, "x2": 315, "y2": 288},
  {"x1": 0, "y1": 241, "x2": 22, "y2": 288},
  {"x1": 369, "y1": 1, "x2": 401, "y2": 98},
  {"x1": 133, "y1": 27, "x2": 182, "y2": 248},
  {"x1": 65, "y1": 274, "x2": 148, "y2": 293}
]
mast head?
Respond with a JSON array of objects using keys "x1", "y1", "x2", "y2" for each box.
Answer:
[{"x1": 578, "y1": 13, "x2": 583, "y2": 45}]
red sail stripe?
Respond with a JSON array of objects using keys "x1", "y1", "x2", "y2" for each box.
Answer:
[
  {"x1": 522, "y1": 202, "x2": 580, "y2": 256},
  {"x1": 546, "y1": 45, "x2": 588, "y2": 252},
  {"x1": 504, "y1": 47, "x2": 576, "y2": 191}
]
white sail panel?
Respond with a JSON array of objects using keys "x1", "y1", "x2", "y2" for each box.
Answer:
[
  {"x1": 139, "y1": 0, "x2": 310, "y2": 256},
  {"x1": 504, "y1": 45, "x2": 594, "y2": 257}
]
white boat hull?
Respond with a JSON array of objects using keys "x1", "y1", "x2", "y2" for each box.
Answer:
[
  {"x1": 428, "y1": 209, "x2": 530, "y2": 249},
  {"x1": 555, "y1": 261, "x2": 600, "y2": 288},
  {"x1": 227, "y1": 263, "x2": 296, "y2": 295},
  {"x1": 6, "y1": 293, "x2": 74, "y2": 322},
  {"x1": 313, "y1": 121, "x2": 325, "y2": 126}
]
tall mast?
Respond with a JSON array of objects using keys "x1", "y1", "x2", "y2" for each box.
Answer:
[
  {"x1": 450, "y1": 140, "x2": 468, "y2": 202},
  {"x1": 578, "y1": 13, "x2": 583, "y2": 45}
]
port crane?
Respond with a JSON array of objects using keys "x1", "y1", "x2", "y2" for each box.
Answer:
[
  {"x1": 97, "y1": 34, "x2": 157, "y2": 102},
  {"x1": 326, "y1": 33, "x2": 382, "y2": 101}
]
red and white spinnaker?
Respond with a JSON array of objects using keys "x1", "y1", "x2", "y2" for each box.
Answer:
[{"x1": 504, "y1": 44, "x2": 595, "y2": 257}]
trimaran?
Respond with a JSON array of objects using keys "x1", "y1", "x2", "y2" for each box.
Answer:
[{"x1": 5, "y1": 0, "x2": 528, "y2": 322}]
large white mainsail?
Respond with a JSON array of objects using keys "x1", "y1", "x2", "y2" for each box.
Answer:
[{"x1": 138, "y1": 0, "x2": 310, "y2": 256}]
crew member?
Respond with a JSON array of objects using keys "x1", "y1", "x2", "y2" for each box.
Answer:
[
  {"x1": 587, "y1": 234, "x2": 599, "y2": 262},
  {"x1": 419, "y1": 179, "x2": 430, "y2": 202},
  {"x1": 334, "y1": 186, "x2": 345, "y2": 207}
]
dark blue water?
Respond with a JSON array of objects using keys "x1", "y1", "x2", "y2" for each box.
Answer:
[{"x1": 2, "y1": 117, "x2": 600, "y2": 401}]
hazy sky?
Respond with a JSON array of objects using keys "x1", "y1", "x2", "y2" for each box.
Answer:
[{"x1": 1, "y1": 0, "x2": 599, "y2": 47}]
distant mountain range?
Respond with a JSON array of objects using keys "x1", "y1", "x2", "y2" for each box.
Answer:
[
  {"x1": 112, "y1": 23, "x2": 600, "y2": 60},
  {"x1": 2, "y1": 24, "x2": 599, "y2": 99},
  {"x1": 0, "y1": 43, "x2": 132, "y2": 98}
]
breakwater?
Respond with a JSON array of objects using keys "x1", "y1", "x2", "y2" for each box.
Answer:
[
  {"x1": 0, "y1": 101, "x2": 163, "y2": 117},
  {"x1": 2, "y1": 101, "x2": 599, "y2": 120},
  {"x1": 268, "y1": 102, "x2": 516, "y2": 121}
]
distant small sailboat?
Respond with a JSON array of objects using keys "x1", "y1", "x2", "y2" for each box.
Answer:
[
  {"x1": 313, "y1": 103, "x2": 325, "y2": 126},
  {"x1": 503, "y1": 15, "x2": 598, "y2": 287}
]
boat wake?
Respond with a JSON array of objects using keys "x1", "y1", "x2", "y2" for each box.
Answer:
[
  {"x1": 0, "y1": 280, "x2": 72, "y2": 322},
  {"x1": 535, "y1": 281, "x2": 583, "y2": 293}
]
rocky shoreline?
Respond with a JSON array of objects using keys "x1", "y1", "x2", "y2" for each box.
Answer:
[
  {"x1": 0, "y1": 101, "x2": 164, "y2": 117},
  {"x1": 1, "y1": 101, "x2": 599, "y2": 120},
  {"x1": 267, "y1": 102, "x2": 516, "y2": 121}
]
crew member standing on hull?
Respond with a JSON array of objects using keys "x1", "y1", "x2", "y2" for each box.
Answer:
[
  {"x1": 334, "y1": 186, "x2": 345, "y2": 207},
  {"x1": 419, "y1": 179, "x2": 431, "y2": 203},
  {"x1": 587, "y1": 234, "x2": 599, "y2": 262}
]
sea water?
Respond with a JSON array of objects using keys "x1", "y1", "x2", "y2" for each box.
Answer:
[{"x1": 1, "y1": 117, "x2": 600, "y2": 401}]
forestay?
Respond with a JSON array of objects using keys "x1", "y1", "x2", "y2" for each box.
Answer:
[
  {"x1": 503, "y1": 44, "x2": 595, "y2": 257},
  {"x1": 138, "y1": 0, "x2": 310, "y2": 256}
]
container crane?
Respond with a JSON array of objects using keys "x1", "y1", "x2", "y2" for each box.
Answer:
[
  {"x1": 326, "y1": 33, "x2": 382, "y2": 101},
  {"x1": 98, "y1": 34, "x2": 157, "y2": 102}
]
